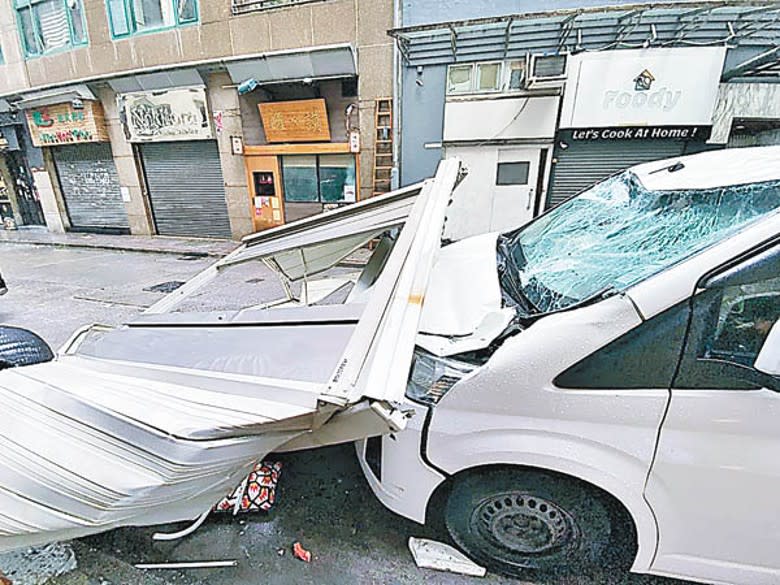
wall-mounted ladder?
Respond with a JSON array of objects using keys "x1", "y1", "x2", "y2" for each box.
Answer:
[{"x1": 372, "y1": 97, "x2": 394, "y2": 197}]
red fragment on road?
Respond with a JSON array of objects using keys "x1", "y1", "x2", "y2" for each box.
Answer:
[{"x1": 293, "y1": 542, "x2": 312, "y2": 563}]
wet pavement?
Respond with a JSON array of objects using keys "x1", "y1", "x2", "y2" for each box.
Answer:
[{"x1": 0, "y1": 243, "x2": 693, "y2": 585}]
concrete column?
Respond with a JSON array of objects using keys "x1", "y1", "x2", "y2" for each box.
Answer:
[
  {"x1": 207, "y1": 72, "x2": 252, "y2": 239},
  {"x1": 97, "y1": 86, "x2": 155, "y2": 236},
  {"x1": 33, "y1": 151, "x2": 67, "y2": 233}
]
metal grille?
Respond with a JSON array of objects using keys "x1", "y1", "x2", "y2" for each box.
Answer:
[
  {"x1": 232, "y1": 0, "x2": 329, "y2": 15},
  {"x1": 141, "y1": 141, "x2": 232, "y2": 239},
  {"x1": 547, "y1": 140, "x2": 697, "y2": 209},
  {"x1": 390, "y1": 2, "x2": 780, "y2": 67},
  {"x1": 53, "y1": 143, "x2": 129, "y2": 231}
]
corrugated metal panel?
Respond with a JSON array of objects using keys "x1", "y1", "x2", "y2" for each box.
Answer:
[
  {"x1": 394, "y1": 4, "x2": 780, "y2": 66},
  {"x1": 141, "y1": 141, "x2": 231, "y2": 238},
  {"x1": 53, "y1": 143, "x2": 129, "y2": 231},
  {"x1": 547, "y1": 140, "x2": 689, "y2": 208}
]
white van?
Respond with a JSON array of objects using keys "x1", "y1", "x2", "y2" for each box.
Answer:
[
  {"x1": 0, "y1": 147, "x2": 778, "y2": 585},
  {"x1": 356, "y1": 146, "x2": 780, "y2": 585}
]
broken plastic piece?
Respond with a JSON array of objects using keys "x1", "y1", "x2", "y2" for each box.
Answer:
[
  {"x1": 134, "y1": 560, "x2": 238, "y2": 570},
  {"x1": 152, "y1": 509, "x2": 211, "y2": 542},
  {"x1": 292, "y1": 542, "x2": 312, "y2": 563},
  {"x1": 408, "y1": 537, "x2": 486, "y2": 577}
]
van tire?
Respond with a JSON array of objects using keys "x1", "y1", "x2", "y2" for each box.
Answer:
[
  {"x1": 0, "y1": 327, "x2": 54, "y2": 370},
  {"x1": 445, "y1": 468, "x2": 617, "y2": 576}
]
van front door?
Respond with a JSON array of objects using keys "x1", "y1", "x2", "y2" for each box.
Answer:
[
  {"x1": 443, "y1": 146, "x2": 544, "y2": 241},
  {"x1": 645, "y1": 243, "x2": 780, "y2": 585}
]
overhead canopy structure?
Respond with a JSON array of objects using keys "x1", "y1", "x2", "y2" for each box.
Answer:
[{"x1": 389, "y1": 1, "x2": 780, "y2": 74}]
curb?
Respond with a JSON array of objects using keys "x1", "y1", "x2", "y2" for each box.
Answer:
[{"x1": 0, "y1": 238, "x2": 236, "y2": 258}]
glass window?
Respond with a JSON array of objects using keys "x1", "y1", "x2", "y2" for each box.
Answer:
[
  {"x1": 319, "y1": 154, "x2": 356, "y2": 203},
  {"x1": 507, "y1": 60, "x2": 526, "y2": 90},
  {"x1": 107, "y1": 0, "x2": 198, "y2": 37},
  {"x1": 476, "y1": 62, "x2": 502, "y2": 92},
  {"x1": 14, "y1": 0, "x2": 87, "y2": 57},
  {"x1": 177, "y1": 0, "x2": 197, "y2": 22},
  {"x1": 706, "y1": 277, "x2": 780, "y2": 368},
  {"x1": 281, "y1": 156, "x2": 319, "y2": 202},
  {"x1": 447, "y1": 64, "x2": 473, "y2": 94},
  {"x1": 281, "y1": 154, "x2": 357, "y2": 203},
  {"x1": 496, "y1": 162, "x2": 530, "y2": 186}
]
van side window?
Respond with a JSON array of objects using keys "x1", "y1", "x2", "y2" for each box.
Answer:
[
  {"x1": 704, "y1": 277, "x2": 780, "y2": 368},
  {"x1": 676, "y1": 242, "x2": 780, "y2": 391}
]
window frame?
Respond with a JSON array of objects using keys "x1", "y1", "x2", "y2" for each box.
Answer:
[
  {"x1": 496, "y1": 161, "x2": 530, "y2": 186},
  {"x1": 475, "y1": 61, "x2": 504, "y2": 93},
  {"x1": 105, "y1": 0, "x2": 199, "y2": 40},
  {"x1": 676, "y1": 239, "x2": 780, "y2": 392},
  {"x1": 280, "y1": 154, "x2": 357, "y2": 204},
  {"x1": 14, "y1": 0, "x2": 89, "y2": 59}
]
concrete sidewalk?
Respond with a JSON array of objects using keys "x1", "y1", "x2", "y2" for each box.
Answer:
[{"x1": 0, "y1": 227, "x2": 239, "y2": 258}]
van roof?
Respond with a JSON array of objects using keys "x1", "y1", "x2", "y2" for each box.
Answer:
[{"x1": 631, "y1": 145, "x2": 780, "y2": 191}]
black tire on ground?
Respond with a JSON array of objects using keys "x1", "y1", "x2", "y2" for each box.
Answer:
[
  {"x1": 445, "y1": 468, "x2": 621, "y2": 577},
  {"x1": 0, "y1": 326, "x2": 54, "y2": 370}
]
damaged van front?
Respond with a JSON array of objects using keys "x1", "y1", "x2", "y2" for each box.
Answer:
[{"x1": 358, "y1": 146, "x2": 780, "y2": 585}]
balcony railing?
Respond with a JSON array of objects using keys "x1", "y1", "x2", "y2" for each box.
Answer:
[{"x1": 232, "y1": 0, "x2": 329, "y2": 15}]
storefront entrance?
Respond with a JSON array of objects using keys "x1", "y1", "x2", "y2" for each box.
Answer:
[
  {"x1": 443, "y1": 145, "x2": 548, "y2": 241},
  {"x1": 1, "y1": 150, "x2": 44, "y2": 226},
  {"x1": 139, "y1": 141, "x2": 231, "y2": 239},
  {"x1": 52, "y1": 143, "x2": 128, "y2": 233},
  {"x1": 244, "y1": 145, "x2": 359, "y2": 233}
]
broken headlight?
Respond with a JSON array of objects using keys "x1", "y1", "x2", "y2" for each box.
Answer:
[{"x1": 405, "y1": 350, "x2": 477, "y2": 405}]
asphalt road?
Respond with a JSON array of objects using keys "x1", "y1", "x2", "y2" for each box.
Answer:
[{"x1": 0, "y1": 243, "x2": 692, "y2": 585}]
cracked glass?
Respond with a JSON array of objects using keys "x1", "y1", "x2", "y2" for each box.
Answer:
[{"x1": 498, "y1": 172, "x2": 780, "y2": 316}]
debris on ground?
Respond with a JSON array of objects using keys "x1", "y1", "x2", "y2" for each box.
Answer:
[
  {"x1": 214, "y1": 461, "x2": 283, "y2": 514},
  {"x1": 292, "y1": 542, "x2": 312, "y2": 563},
  {"x1": 276, "y1": 548, "x2": 285, "y2": 557},
  {"x1": 134, "y1": 560, "x2": 238, "y2": 570},
  {"x1": 0, "y1": 570, "x2": 11, "y2": 585},
  {"x1": 0, "y1": 543, "x2": 77, "y2": 585},
  {"x1": 408, "y1": 537, "x2": 486, "y2": 577}
]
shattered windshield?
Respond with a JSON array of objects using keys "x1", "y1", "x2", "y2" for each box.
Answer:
[{"x1": 498, "y1": 172, "x2": 780, "y2": 316}]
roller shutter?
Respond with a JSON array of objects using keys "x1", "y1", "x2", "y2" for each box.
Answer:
[
  {"x1": 141, "y1": 141, "x2": 231, "y2": 238},
  {"x1": 547, "y1": 140, "x2": 692, "y2": 210},
  {"x1": 52, "y1": 143, "x2": 129, "y2": 232}
]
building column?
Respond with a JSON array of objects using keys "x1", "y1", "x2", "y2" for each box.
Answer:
[
  {"x1": 207, "y1": 71, "x2": 252, "y2": 239},
  {"x1": 97, "y1": 86, "x2": 155, "y2": 236}
]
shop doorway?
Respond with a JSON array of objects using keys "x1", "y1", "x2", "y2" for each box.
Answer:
[
  {"x1": 443, "y1": 145, "x2": 547, "y2": 241},
  {"x1": 139, "y1": 141, "x2": 231, "y2": 239},
  {"x1": 51, "y1": 143, "x2": 129, "y2": 234},
  {"x1": 2, "y1": 150, "x2": 44, "y2": 226}
]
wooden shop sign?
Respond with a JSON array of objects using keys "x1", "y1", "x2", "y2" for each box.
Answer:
[
  {"x1": 26, "y1": 101, "x2": 109, "y2": 147},
  {"x1": 258, "y1": 98, "x2": 331, "y2": 143}
]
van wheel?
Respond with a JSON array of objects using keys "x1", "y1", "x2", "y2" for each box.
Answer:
[{"x1": 445, "y1": 469, "x2": 616, "y2": 576}]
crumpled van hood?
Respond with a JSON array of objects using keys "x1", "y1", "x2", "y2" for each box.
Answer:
[{"x1": 417, "y1": 232, "x2": 515, "y2": 356}]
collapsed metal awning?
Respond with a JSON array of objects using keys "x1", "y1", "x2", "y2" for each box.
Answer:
[{"x1": 388, "y1": 1, "x2": 780, "y2": 67}]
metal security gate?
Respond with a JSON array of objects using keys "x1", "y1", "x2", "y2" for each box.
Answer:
[
  {"x1": 140, "y1": 141, "x2": 231, "y2": 239},
  {"x1": 547, "y1": 139, "x2": 696, "y2": 209},
  {"x1": 52, "y1": 143, "x2": 128, "y2": 232}
]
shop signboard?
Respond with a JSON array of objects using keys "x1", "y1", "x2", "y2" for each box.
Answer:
[
  {"x1": 258, "y1": 99, "x2": 331, "y2": 143},
  {"x1": 560, "y1": 47, "x2": 726, "y2": 129},
  {"x1": 119, "y1": 87, "x2": 213, "y2": 143},
  {"x1": 25, "y1": 101, "x2": 110, "y2": 147},
  {"x1": 563, "y1": 126, "x2": 711, "y2": 142}
]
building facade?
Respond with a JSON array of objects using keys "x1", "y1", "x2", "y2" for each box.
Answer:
[
  {"x1": 0, "y1": 0, "x2": 394, "y2": 238},
  {"x1": 392, "y1": 0, "x2": 780, "y2": 241}
]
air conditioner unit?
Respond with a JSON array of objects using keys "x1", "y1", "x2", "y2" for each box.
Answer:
[{"x1": 526, "y1": 54, "x2": 567, "y2": 88}]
